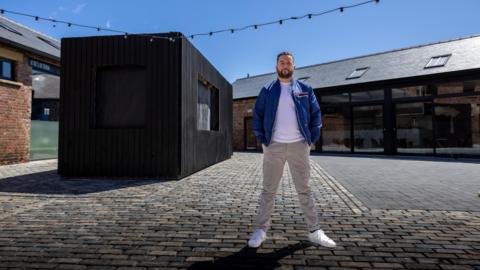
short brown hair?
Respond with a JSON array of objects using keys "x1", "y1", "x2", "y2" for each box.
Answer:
[{"x1": 277, "y1": 51, "x2": 294, "y2": 63}]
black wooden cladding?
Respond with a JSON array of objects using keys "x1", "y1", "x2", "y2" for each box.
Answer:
[{"x1": 59, "y1": 32, "x2": 233, "y2": 179}]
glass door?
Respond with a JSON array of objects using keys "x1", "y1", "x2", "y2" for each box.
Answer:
[
  {"x1": 320, "y1": 105, "x2": 351, "y2": 152},
  {"x1": 352, "y1": 105, "x2": 384, "y2": 152},
  {"x1": 395, "y1": 102, "x2": 434, "y2": 154},
  {"x1": 244, "y1": 117, "x2": 259, "y2": 150},
  {"x1": 434, "y1": 96, "x2": 480, "y2": 155}
]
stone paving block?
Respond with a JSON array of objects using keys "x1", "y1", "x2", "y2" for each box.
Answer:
[
  {"x1": 310, "y1": 154, "x2": 480, "y2": 212},
  {"x1": 0, "y1": 153, "x2": 479, "y2": 269}
]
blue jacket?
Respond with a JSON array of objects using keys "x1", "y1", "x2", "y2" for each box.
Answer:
[{"x1": 252, "y1": 78, "x2": 322, "y2": 146}]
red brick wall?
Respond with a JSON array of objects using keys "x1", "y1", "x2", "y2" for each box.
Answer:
[
  {"x1": 0, "y1": 54, "x2": 32, "y2": 165},
  {"x1": 233, "y1": 98, "x2": 257, "y2": 151}
]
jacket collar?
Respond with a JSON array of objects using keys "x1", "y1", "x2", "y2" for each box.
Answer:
[
  {"x1": 271, "y1": 78, "x2": 300, "y2": 89},
  {"x1": 272, "y1": 78, "x2": 301, "y2": 93}
]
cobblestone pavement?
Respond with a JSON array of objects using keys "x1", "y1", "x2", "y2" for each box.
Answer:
[
  {"x1": 0, "y1": 153, "x2": 479, "y2": 269},
  {"x1": 310, "y1": 154, "x2": 480, "y2": 212}
]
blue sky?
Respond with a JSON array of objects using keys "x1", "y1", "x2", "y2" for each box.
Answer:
[{"x1": 2, "y1": 0, "x2": 479, "y2": 83}]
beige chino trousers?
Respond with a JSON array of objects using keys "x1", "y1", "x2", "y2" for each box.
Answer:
[{"x1": 254, "y1": 140, "x2": 320, "y2": 233}]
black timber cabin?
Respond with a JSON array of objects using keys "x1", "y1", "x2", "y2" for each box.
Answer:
[{"x1": 58, "y1": 32, "x2": 233, "y2": 179}]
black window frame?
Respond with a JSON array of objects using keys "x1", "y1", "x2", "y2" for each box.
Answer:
[
  {"x1": 0, "y1": 58, "x2": 14, "y2": 81},
  {"x1": 197, "y1": 75, "x2": 220, "y2": 132}
]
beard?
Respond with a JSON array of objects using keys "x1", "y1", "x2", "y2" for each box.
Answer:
[{"x1": 276, "y1": 67, "x2": 293, "y2": 79}]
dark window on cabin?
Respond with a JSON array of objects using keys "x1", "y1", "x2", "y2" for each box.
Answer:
[
  {"x1": 197, "y1": 78, "x2": 219, "y2": 131},
  {"x1": 95, "y1": 66, "x2": 146, "y2": 128},
  {"x1": 0, "y1": 59, "x2": 14, "y2": 80}
]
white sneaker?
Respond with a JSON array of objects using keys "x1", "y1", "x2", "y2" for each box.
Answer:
[
  {"x1": 308, "y1": 229, "x2": 337, "y2": 248},
  {"x1": 248, "y1": 229, "x2": 267, "y2": 248}
]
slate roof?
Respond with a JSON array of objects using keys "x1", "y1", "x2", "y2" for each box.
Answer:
[
  {"x1": 233, "y1": 34, "x2": 480, "y2": 99},
  {"x1": 0, "y1": 15, "x2": 60, "y2": 60}
]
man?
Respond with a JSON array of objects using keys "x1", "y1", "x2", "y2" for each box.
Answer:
[{"x1": 248, "y1": 51, "x2": 336, "y2": 248}]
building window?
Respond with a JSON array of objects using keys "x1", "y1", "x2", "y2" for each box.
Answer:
[
  {"x1": 352, "y1": 105, "x2": 384, "y2": 152},
  {"x1": 321, "y1": 104, "x2": 351, "y2": 152},
  {"x1": 351, "y1": 89, "x2": 384, "y2": 102},
  {"x1": 0, "y1": 59, "x2": 14, "y2": 80},
  {"x1": 392, "y1": 85, "x2": 434, "y2": 98},
  {"x1": 29, "y1": 59, "x2": 60, "y2": 76},
  {"x1": 346, "y1": 67, "x2": 369, "y2": 80},
  {"x1": 197, "y1": 76, "x2": 219, "y2": 131},
  {"x1": 244, "y1": 116, "x2": 258, "y2": 150},
  {"x1": 396, "y1": 102, "x2": 434, "y2": 154},
  {"x1": 321, "y1": 92, "x2": 350, "y2": 104},
  {"x1": 297, "y1": 76, "x2": 311, "y2": 82},
  {"x1": 434, "y1": 96, "x2": 480, "y2": 155},
  {"x1": 435, "y1": 80, "x2": 480, "y2": 95},
  {"x1": 463, "y1": 80, "x2": 480, "y2": 93},
  {"x1": 425, "y1": 54, "x2": 451, "y2": 69}
]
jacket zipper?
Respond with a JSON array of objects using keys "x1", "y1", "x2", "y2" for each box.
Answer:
[
  {"x1": 291, "y1": 90, "x2": 309, "y2": 144},
  {"x1": 269, "y1": 90, "x2": 279, "y2": 146}
]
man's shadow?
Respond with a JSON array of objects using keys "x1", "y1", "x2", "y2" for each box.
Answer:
[{"x1": 188, "y1": 241, "x2": 313, "y2": 270}]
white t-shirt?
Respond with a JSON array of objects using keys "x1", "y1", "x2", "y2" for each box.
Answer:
[{"x1": 271, "y1": 82, "x2": 304, "y2": 143}]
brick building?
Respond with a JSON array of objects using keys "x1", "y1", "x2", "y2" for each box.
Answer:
[
  {"x1": 233, "y1": 35, "x2": 480, "y2": 158},
  {"x1": 0, "y1": 16, "x2": 60, "y2": 165}
]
